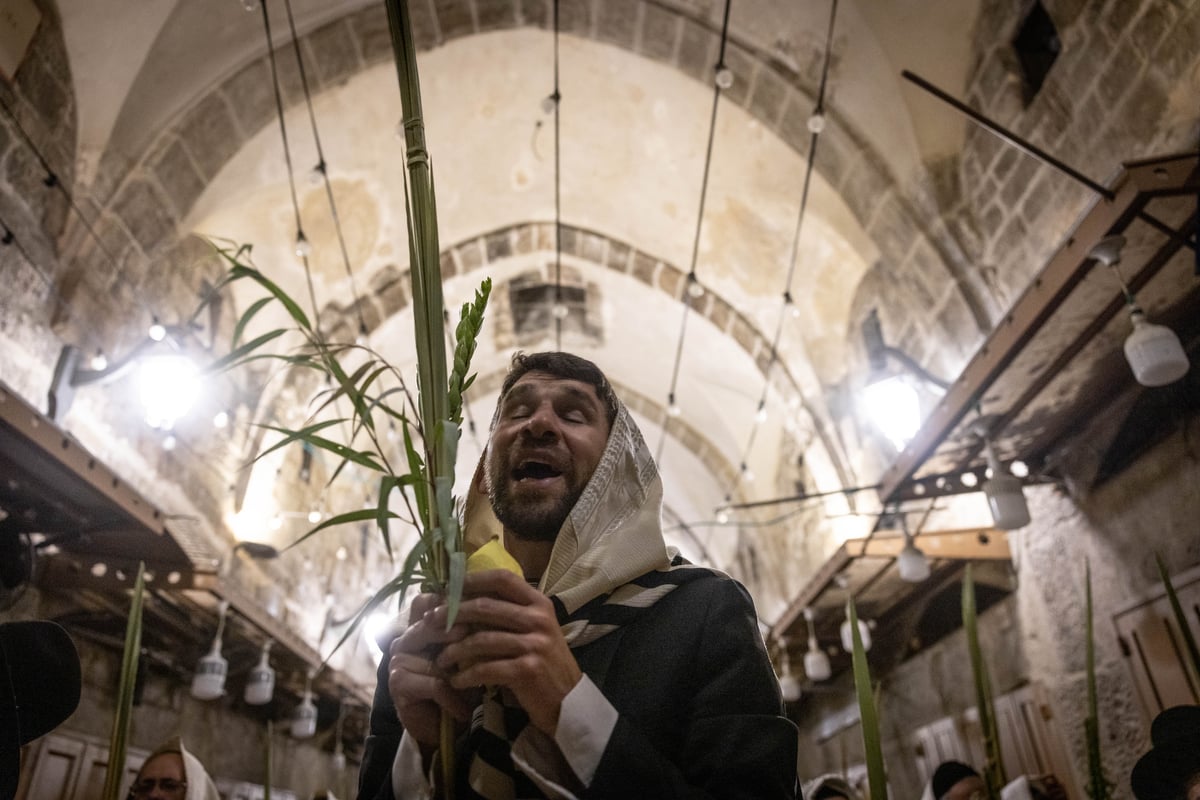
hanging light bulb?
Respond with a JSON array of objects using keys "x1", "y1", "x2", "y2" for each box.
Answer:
[
  {"x1": 148, "y1": 319, "x2": 166, "y2": 341},
  {"x1": 1124, "y1": 308, "x2": 1189, "y2": 387},
  {"x1": 292, "y1": 673, "x2": 318, "y2": 739},
  {"x1": 802, "y1": 607, "x2": 832, "y2": 682},
  {"x1": 90, "y1": 350, "x2": 108, "y2": 371},
  {"x1": 1090, "y1": 234, "x2": 1190, "y2": 388},
  {"x1": 840, "y1": 602, "x2": 872, "y2": 653},
  {"x1": 755, "y1": 402, "x2": 768, "y2": 423},
  {"x1": 686, "y1": 272, "x2": 705, "y2": 299},
  {"x1": 982, "y1": 437, "x2": 1030, "y2": 530},
  {"x1": 896, "y1": 522, "x2": 931, "y2": 583},
  {"x1": 295, "y1": 231, "x2": 312, "y2": 258},
  {"x1": 551, "y1": 302, "x2": 570, "y2": 320},
  {"x1": 777, "y1": 645, "x2": 802, "y2": 702},
  {"x1": 806, "y1": 112, "x2": 827, "y2": 134},
  {"x1": 714, "y1": 66, "x2": 734, "y2": 90},
  {"x1": 244, "y1": 640, "x2": 275, "y2": 705},
  {"x1": 191, "y1": 601, "x2": 229, "y2": 700}
]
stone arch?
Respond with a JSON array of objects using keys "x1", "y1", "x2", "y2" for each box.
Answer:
[
  {"x1": 317, "y1": 220, "x2": 852, "y2": 491},
  {"x1": 70, "y1": 0, "x2": 988, "y2": 361}
]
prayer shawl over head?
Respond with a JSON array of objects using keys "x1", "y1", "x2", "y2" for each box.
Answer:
[{"x1": 137, "y1": 737, "x2": 220, "y2": 800}]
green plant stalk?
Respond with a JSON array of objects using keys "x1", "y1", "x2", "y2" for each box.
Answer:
[
  {"x1": 963, "y1": 564, "x2": 1006, "y2": 799},
  {"x1": 1156, "y1": 552, "x2": 1200, "y2": 694},
  {"x1": 384, "y1": 1, "x2": 456, "y2": 796},
  {"x1": 265, "y1": 719, "x2": 273, "y2": 800},
  {"x1": 101, "y1": 562, "x2": 145, "y2": 800},
  {"x1": 848, "y1": 598, "x2": 887, "y2": 800},
  {"x1": 1084, "y1": 561, "x2": 1111, "y2": 800}
]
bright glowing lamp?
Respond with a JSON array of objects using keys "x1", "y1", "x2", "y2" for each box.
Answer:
[
  {"x1": 138, "y1": 355, "x2": 201, "y2": 429},
  {"x1": 862, "y1": 375, "x2": 921, "y2": 449}
]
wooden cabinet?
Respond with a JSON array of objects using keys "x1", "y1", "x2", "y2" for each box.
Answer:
[{"x1": 17, "y1": 733, "x2": 145, "y2": 800}]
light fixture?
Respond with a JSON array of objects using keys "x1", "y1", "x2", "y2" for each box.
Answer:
[
  {"x1": 89, "y1": 350, "x2": 108, "y2": 371},
  {"x1": 777, "y1": 641, "x2": 802, "y2": 702},
  {"x1": 714, "y1": 66, "x2": 734, "y2": 90},
  {"x1": 291, "y1": 671, "x2": 318, "y2": 739},
  {"x1": 294, "y1": 231, "x2": 312, "y2": 258},
  {"x1": 244, "y1": 639, "x2": 275, "y2": 706},
  {"x1": 148, "y1": 319, "x2": 166, "y2": 341},
  {"x1": 802, "y1": 607, "x2": 832, "y2": 682},
  {"x1": 981, "y1": 435, "x2": 1030, "y2": 530},
  {"x1": 191, "y1": 601, "x2": 230, "y2": 700},
  {"x1": 806, "y1": 112, "x2": 826, "y2": 134},
  {"x1": 213, "y1": 410, "x2": 230, "y2": 429},
  {"x1": 896, "y1": 516, "x2": 930, "y2": 583},
  {"x1": 307, "y1": 508, "x2": 323, "y2": 524},
  {"x1": 840, "y1": 601, "x2": 872, "y2": 653},
  {"x1": 137, "y1": 354, "x2": 202, "y2": 430},
  {"x1": 1090, "y1": 235, "x2": 1189, "y2": 387},
  {"x1": 332, "y1": 698, "x2": 347, "y2": 771},
  {"x1": 860, "y1": 309, "x2": 951, "y2": 449}
]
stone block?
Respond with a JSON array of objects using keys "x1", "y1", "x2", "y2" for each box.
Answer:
[
  {"x1": 835, "y1": 160, "x2": 884, "y2": 226},
  {"x1": 519, "y1": 0, "x2": 550, "y2": 29},
  {"x1": 560, "y1": 0, "x2": 592, "y2": 35},
  {"x1": 677, "y1": 18, "x2": 716, "y2": 82},
  {"x1": 1093, "y1": 40, "x2": 1142, "y2": 111},
  {"x1": 178, "y1": 93, "x2": 244, "y2": 182},
  {"x1": 747, "y1": 65, "x2": 788, "y2": 129},
  {"x1": 456, "y1": 239, "x2": 484, "y2": 272},
  {"x1": 353, "y1": 296, "x2": 383, "y2": 333},
  {"x1": 440, "y1": 248, "x2": 459, "y2": 278},
  {"x1": 16, "y1": 50, "x2": 68, "y2": 132},
  {"x1": 638, "y1": 3, "x2": 678, "y2": 63},
  {"x1": 558, "y1": 225, "x2": 578, "y2": 256},
  {"x1": 595, "y1": 0, "x2": 636, "y2": 48},
  {"x1": 729, "y1": 314, "x2": 757, "y2": 356},
  {"x1": 436, "y1": 0, "x2": 476, "y2": 40},
  {"x1": 579, "y1": 231, "x2": 605, "y2": 264},
  {"x1": 370, "y1": 265, "x2": 410, "y2": 316},
  {"x1": 1102, "y1": 0, "x2": 1141, "y2": 41},
  {"x1": 220, "y1": 60, "x2": 276, "y2": 140},
  {"x1": 535, "y1": 222, "x2": 555, "y2": 250},
  {"x1": 1000, "y1": 156, "x2": 1039, "y2": 209},
  {"x1": 485, "y1": 229, "x2": 512, "y2": 261},
  {"x1": 720, "y1": 43, "x2": 755, "y2": 108},
  {"x1": 514, "y1": 223, "x2": 535, "y2": 254},
  {"x1": 1153, "y1": 5, "x2": 1200, "y2": 79},
  {"x1": 307, "y1": 19, "x2": 363, "y2": 88},
  {"x1": 1115, "y1": 72, "x2": 1169, "y2": 145},
  {"x1": 348, "y1": 5, "x2": 393, "y2": 65},
  {"x1": 606, "y1": 239, "x2": 631, "y2": 272},
  {"x1": 658, "y1": 264, "x2": 683, "y2": 299},
  {"x1": 991, "y1": 147, "x2": 1020, "y2": 184},
  {"x1": 865, "y1": 191, "x2": 918, "y2": 266},
  {"x1": 1020, "y1": 175, "x2": 1054, "y2": 226},
  {"x1": 150, "y1": 138, "x2": 206, "y2": 221},
  {"x1": 267, "y1": 42, "x2": 307, "y2": 108},
  {"x1": 475, "y1": 0, "x2": 516, "y2": 32},
  {"x1": 631, "y1": 251, "x2": 656, "y2": 285},
  {"x1": 1129, "y1": 1, "x2": 1176, "y2": 59},
  {"x1": 111, "y1": 178, "x2": 177, "y2": 254}
]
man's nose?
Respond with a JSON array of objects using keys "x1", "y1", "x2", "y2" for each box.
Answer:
[{"x1": 522, "y1": 402, "x2": 559, "y2": 438}]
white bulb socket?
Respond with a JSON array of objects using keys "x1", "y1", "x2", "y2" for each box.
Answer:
[{"x1": 1124, "y1": 310, "x2": 1189, "y2": 387}]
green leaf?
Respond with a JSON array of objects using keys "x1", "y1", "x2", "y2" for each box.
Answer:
[
  {"x1": 287, "y1": 508, "x2": 400, "y2": 551},
  {"x1": 445, "y1": 550, "x2": 466, "y2": 630},
  {"x1": 322, "y1": 566, "x2": 429, "y2": 667},
  {"x1": 206, "y1": 328, "x2": 287, "y2": 374},
  {"x1": 256, "y1": 423, "x2": 384, "y2": 472},
  {"x1": 848, "y1": 597, "x2": 887, "y2": 800},
  {"x1": 228, "y1": 264, "x2": 313, "y2": 332},
  {"x1": 1084, "y1": 560, "x2": 1111, "y2": 800},
  {"x1": 101, "y1": 562, "x2": 145, "y2": 800},
  {"x1": 1157, "y1": 552, "x2": 1200, "y2": 693},
  {"x1": 963, "y1": 564, "x2": 1006, "y2": 799},
  {"x1": 232, "y1": 296, "x2": 274, "y2": 348}
]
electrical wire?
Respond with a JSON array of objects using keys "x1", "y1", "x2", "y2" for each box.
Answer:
[
  {"x1": 551, "y1": 0, "x2": 563, "y2": 349},
  {"x1": 281, "y1": 0, "x2": 369, "y2": 338},
  {"x1": 258, "y1": 0, "x2": 322, "y2": 328},
  {"x1": 722, "y1": 0, "x2": 840, "y2": 500},
  {"x1": 654, "y1": 0, "x2": 734, "y2": 464}
]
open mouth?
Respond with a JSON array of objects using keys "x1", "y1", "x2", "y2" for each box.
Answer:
[{"x1": 512, "y1": 460, "x2": 564, "y2": 482}]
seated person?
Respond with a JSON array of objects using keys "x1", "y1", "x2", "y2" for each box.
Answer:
[
  {"x1": 803, "y1": 773, "x2": 861, "y2": 800},
  {"x1": 1131, "y1": 705, "x2": 1200, "y2": 800},
  {"x1": 126, "y1": 737, "x2": 219, "y2": 800}
]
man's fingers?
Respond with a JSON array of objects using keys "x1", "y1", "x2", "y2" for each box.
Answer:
[
  {"x1": 463, "y1": 569, "x2": 541, "y2": 602},
  {"x1": 435, "y1": 629, "x2": 532, "y2": 672}
]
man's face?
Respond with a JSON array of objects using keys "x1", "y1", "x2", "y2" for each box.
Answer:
[
  {"x1": 944, "y1": 775, "x2": 986, "y2": 800},
  {"x1": 485, "y1": 371, "x2": 611, "y2": 541},
  {"x1": 131, "y1": 753, "x2": 187, "y2": 799}
]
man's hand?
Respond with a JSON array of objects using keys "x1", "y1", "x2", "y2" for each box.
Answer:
[
  {"x1": 386, "y1": 593, "x2": 476, "y2": 759},
  {"x1": 434, "y1": 570, "x2": 583, "y2": 736}
]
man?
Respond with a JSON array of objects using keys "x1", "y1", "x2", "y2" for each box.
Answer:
[{"x1": 359, "y1": 352, "x2": 798, "y2": 799}]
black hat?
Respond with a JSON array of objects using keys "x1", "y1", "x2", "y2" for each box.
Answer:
[
  {"x1": 931, "y1": 761, "x2": 980, "y2": 800},
  {"x1": 1131, "y1": 705, "x2": 1200, "y2": 800},
  {"x1": 0, "y1": 620, "x2": 82, "y2": 797}
]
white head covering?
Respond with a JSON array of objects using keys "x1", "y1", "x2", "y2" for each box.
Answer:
[
  {"x1": 137, "y1": 737, "x2": 220, "y2": 800},
  {"x1": 467, "y1": 397, "x2": 672, "y2": 614}
]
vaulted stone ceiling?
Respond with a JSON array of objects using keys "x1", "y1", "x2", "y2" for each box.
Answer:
[{"x1": 40, "y1": 0, "x2": 1001, "y2": 617}]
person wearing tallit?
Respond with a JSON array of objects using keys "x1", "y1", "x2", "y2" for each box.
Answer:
[
  {"x1": 125, "y1": 737, "x2": 219, "y2": 800},
  {"x1": 358, "y1": 352, "x2": 798, "y2": 799}
]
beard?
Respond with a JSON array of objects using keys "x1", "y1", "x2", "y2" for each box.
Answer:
[{"x1": 485, "y1": 454, "x2": 585, "y2": 542}]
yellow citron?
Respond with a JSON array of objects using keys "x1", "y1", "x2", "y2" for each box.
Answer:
[{"x1": 466, "y1": 538, "x2": 523, "y2": 576}]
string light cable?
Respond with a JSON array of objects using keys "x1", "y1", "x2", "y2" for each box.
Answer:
[{"x1": 655, "y1": 0, "x2": 735, "y2": 464}]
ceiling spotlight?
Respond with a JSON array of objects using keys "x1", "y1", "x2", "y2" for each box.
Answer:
[{"x1": 802, "y1": 607, "x2": 832, "y2": 682}]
